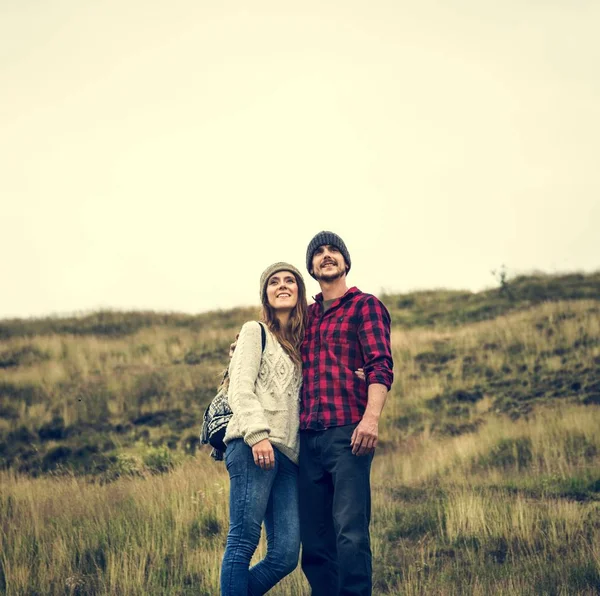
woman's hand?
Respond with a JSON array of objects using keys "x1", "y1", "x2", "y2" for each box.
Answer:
[
  {"x1": 355, "y1": 368, "x2": 365, "y2": 381},
  {"x1": 252, "y1": 439, "x2": 275, "y2": 470}
]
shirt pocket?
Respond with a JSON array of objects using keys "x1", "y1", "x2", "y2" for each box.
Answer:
[{"x1": 323, "y1": 314, "x2": 358, "y2": 345}]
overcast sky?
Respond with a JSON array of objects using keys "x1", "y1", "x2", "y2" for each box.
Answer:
[{"x1": 1, "y1": 0, "x2": 599, "y2": 319}]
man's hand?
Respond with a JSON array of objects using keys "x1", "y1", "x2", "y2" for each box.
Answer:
[
  {"x1": 350, "y1": 415, "x2": 379, "y2": 456},
  {"x1": 351, "y1": 383, "x2": 388, "y2": 456},
  {"x1": 252, "y1": 439, "x2": 275, "y2": 470},
  {"x1": 229, "y1": 334, "x2": 240, "y2": 358}
]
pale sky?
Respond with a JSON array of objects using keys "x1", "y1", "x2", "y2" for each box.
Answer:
[{"x1": 1, "y1": 0, "x2": 599, "y2": 319}]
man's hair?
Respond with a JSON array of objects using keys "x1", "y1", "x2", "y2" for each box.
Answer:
[{"x1": 306, "y1": 231, "x2": 351, "y2": 278}]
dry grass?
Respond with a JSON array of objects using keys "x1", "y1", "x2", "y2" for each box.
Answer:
[
  {"x1": 1, "y1": 401, "x2": 599, "y2": 594},
  {"x1": 1, "y1": 279, "x2": 599, "y2": 593}
]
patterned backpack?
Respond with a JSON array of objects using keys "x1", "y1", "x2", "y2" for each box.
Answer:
[{"x1": 201, "y1": 322, "x2": 266, "y2": 460}]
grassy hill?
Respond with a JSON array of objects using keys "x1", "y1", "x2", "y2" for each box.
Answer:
[{"x1": 0, "y1": 271, "x2": 599, "y2": 594}]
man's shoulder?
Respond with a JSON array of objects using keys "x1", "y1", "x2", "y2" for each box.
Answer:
[
  {"x1": 346, "y1": 288, "x2": 383, "y2": 307},
  {"x1": 347, "y1": 290, "x2": 391, "y2": 322},
  {"x1": 307, "y1": 302, "x2": 320, "y2": 315}
]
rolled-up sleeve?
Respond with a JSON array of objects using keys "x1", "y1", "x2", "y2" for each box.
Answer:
[{"x1": 357, "y1": 295, "x2": 394, "y2": 390}]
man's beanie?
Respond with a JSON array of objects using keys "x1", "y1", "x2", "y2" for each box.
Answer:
[
  {"x1": 306, "y1": 231, "x2": 351, "y2": 278},
  {"x1": 259, "y1": 262, "x2": 305, "y2": 300}
]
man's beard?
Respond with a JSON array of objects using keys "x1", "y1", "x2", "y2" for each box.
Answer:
[{"x1": 315, "y1": 267, "x2": 344, "y2": 282}]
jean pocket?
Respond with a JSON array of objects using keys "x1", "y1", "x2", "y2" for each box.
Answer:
[
  {"x1": 225, "y1": 438, "x2": 239, "y2": 460},
  {"x1": 331, "y1": 423, "x2": 358, "y2": 448},
  {"x1": 341, "y1": 422, "x2": 359, "y2": 434}
]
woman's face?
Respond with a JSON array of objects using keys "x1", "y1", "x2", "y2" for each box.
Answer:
[{"x1": 266, "y1": 271, "x2": 299, "y2": 311}]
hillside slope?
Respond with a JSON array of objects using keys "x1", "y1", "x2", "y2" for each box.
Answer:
[
  {"x1": 1, "y1": 272, "x2": 599, "y2": 594},
  {"x1": 0, "y1": 272, "x2": 598, "y2": 476}
]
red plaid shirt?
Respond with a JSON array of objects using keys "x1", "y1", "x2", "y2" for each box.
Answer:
[{"x1": 299, "y1": 287, "x2": 394, "y2": 430}]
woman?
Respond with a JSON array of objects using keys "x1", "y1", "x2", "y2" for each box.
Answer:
[{"x1": 220, "y1": 262, "x2": 307, "y2": 595}]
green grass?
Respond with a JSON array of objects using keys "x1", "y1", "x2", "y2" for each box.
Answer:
[{"x1": 382, "y1": 271, "x2": 600, "y2": 328}]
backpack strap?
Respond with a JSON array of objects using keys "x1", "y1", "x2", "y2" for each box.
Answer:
[
  {"x1": 258, "y1": 322, "x2": 266, "y2": 353},
  {"x1": 203, "y1": 321, "x2": 268, "y2": 461}
]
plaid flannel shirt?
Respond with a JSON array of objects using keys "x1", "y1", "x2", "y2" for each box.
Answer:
[{"x1": 299, "y1": 287, "x2": 394, "y2": 430}]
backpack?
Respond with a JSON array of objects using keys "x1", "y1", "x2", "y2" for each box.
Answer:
[{"x1": 200, "y1": 322, "x2": 266, "y2": 460}]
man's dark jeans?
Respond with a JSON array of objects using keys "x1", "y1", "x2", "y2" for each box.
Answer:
[{"x1": 299, "y1": 423, "x2": 374, "y2": 596}]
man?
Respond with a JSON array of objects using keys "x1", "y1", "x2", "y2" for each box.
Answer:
[{"x1": 299, "y1": 231, "x2": 394, "y2": 596}]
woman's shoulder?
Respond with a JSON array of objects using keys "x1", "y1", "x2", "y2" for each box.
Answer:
[
  {"x1": 239, "y1": 320, "x2": 262, "y2": 333},
  {"x1": 237, "y1": 321, "x2": 265, "y2": 346},
  {"x1": 229, "y1": 322, "x2": 264, "y2": 372}
]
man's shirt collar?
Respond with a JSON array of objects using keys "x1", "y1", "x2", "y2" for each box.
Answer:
[{"x1": 312, "y1": 286, "x2": 361, "y2": 305}]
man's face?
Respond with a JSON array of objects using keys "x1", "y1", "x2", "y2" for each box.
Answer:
[{"x1": 311, "y1": 245, "x2": 347, "y2": 281}]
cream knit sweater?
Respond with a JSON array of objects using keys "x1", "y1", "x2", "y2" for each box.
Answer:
[{"x1": 223, "y1": 321, "x2": 302, "y2": 464}]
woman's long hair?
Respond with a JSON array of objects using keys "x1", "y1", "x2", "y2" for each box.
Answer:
[
  {"x1": 261, "y1": 273, "x2": 307, "y2": 368},
  {"x1": 219, "y1": 271, "x2": 307, "y2": 391}
]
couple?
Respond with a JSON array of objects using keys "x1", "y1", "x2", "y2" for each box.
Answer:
[{"x1": 220, "y1": 231, "x2": 394, "y2": 596}]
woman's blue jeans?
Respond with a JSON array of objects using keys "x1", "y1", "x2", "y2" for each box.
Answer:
[{"x1": 220, "y1": 439, "x2": 300, "y2": 596}]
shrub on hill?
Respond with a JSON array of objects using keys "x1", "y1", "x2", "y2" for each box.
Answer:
[
  {"x1": 0, "y1": 306, "x2": 258, "y2": 340},
  {"x1": 382, "y1": 271, "x2": 600, "y2": 328}
]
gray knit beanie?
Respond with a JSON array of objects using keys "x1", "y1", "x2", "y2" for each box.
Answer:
[
  {"x1": 259, "y1": 262, "x2": 305, "y2": 300},
  {"x1": 306, "y1": 231, "x2": 351, "y2": 278}
]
